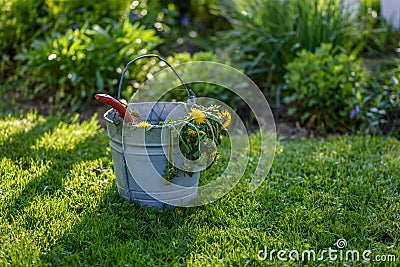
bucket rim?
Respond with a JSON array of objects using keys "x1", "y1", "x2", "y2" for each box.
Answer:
[
  {"x1": 127, "y1": 101, "x2": 186, "y2": 106},
  {"x1": 104, "y1": 108, "x2": 185, "y2": 129},
  {"x1": 126, "y1": 101, "x2": 187, "y2": 128}
]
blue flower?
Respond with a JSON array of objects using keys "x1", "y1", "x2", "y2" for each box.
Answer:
[
  {"x1": 72, "y1": 24, "x2": 79, "y2": 31},
  {"x1": 350, "y1": 104, "x2": 361, "y2": 119},
  {"x1": 129, "y1": 12, "x2": 140, "y2": 20},
  {"x1": 181, "y1": 16, "x2": 189, "y2": 26}
]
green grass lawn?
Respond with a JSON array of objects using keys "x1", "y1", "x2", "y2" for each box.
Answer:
[{"x1": 0, "y1": 112, "x2": 399, "y2": 266}]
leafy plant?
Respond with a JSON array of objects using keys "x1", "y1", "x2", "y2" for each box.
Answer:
[
  {"x1": 0, "y1": 0, "x2": 132, "y2": 91},
  {"x1": 164, "y1": 105, "x2": 230, "y2": 180},
  {"x1": 283, "y1": 43, "x2": 367, "y2": 134},
  {"x1": 16, "y1": 21, "x2": 160, "y2": 110},
  {"x1": 0, "y1": 0, "x2": 131, "y2": 56}
]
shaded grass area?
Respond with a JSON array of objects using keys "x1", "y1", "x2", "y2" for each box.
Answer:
[{"x1": 0, "y1": 113, "x2": 399, "y2": 266}]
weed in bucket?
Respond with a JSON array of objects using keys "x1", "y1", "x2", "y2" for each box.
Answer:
[{"x1": 95, "y1": 54, "x2": 230, "y2": 208}]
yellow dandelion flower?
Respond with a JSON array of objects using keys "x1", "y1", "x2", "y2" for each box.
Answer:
[
  {"x1": 189, "y1": 108, "x2": 207, "y2": 124},
  {"x1": 187, "y1": 129, "x2": 197, "y2": 137},
  {"x1": 137, "y1": 121, "x2": 151, "y2": 128},
  {"x1": 220, "y1": 110, "x2": 231, "y2": 128}
]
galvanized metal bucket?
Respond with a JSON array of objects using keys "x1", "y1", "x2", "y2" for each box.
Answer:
[{"x1": 104, "y1": 55, "x2": 199, "y2": 208}]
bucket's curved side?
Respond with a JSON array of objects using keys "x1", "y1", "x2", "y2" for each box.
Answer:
[{"x1": 105, "y1": 114, "x2": 130, "y2": 200}]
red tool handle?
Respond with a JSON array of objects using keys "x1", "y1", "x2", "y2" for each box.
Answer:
[{"x1": 95, "y1": 94, "x2": 133, "y2": 123}]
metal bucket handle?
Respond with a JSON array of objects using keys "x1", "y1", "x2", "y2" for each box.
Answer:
[{"x1": 117, "y1": 54, "x2": 196, "y2": 102}]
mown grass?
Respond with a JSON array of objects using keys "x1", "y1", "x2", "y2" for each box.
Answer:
[{"x1": 0, "y1": 112, "x2": 399, "y2": 266}]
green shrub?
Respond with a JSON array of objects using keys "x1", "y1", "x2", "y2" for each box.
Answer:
[
  {"x1": 356, "y1": 67, "x2": 400, "y2": 135},
  {"x1": 217, "y1": 0, "x2": 359, "y2": 91},
  {"x1": 16, "y1": 21, "x2": 160, "y2": 110},
  {"x1": 0, "y1": 0, "x2": 131, "y2": 56},
  {"x1": 0, "y1": 0, "x2": 132, "y2": 92},
  {"x1": 283, "y1": 43, "x2": 367, "y2": 134}
]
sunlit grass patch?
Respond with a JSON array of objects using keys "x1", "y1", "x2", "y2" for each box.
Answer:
[{"x1": 0, "y1": 113, "x2": 399, "y2": 266}]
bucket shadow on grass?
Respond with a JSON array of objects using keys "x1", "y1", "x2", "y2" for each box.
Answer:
[{"x1": 41, "y1": 183, "x2": 204, "y2": 265}]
